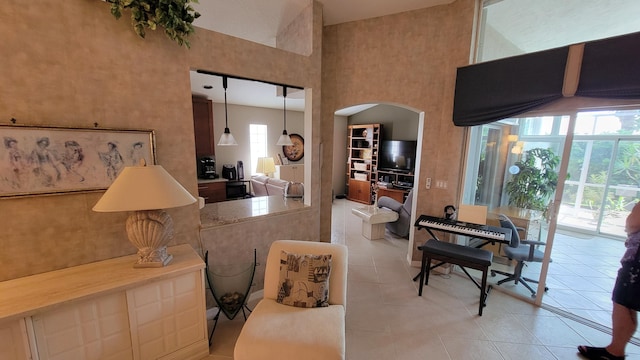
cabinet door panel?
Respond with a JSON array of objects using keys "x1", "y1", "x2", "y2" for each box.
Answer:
[
  {"x1": 192, "y1": 97, "x2": 215, "y2": 157},
  {"x1": 198, "y1": 182, "x2": 226, "y2": 203},
  {"x1": 126, "y1": 271, "x2": 206, "y2": 360},
  {"x1": 32, "y1": 293, "x2": 133, "y2": 360},
  {"x1": 348, "y1": 179, "x2": 371, "y2": 204},
  {"x1": 0, "y1": 319, "x2": 31, "y2": 360}
]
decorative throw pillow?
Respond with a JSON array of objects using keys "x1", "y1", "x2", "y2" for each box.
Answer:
[{"x1": 277, "y1": 250, "x2": 332, "y2": 308}]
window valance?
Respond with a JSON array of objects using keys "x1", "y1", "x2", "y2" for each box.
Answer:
[{"x1": 453, "y1": 31, "x2": 640, "y2": 127}]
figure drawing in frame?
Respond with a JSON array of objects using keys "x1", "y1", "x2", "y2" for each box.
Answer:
[{"x1": 0, "y1": 126, "x2": 154, "y2": 197}]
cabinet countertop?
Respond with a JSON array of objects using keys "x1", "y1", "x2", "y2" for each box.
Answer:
[
  {"x1": 200, "y1": 195, "x2": 308, "y2": 228},
  {"x1": 198, "y1": 178, "x2": 228, "y2": 184},
  {"x1": 0, "y1": 244, "x2": 203, "y2": 323}
]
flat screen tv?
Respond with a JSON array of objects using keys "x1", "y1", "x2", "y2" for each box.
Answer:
[{"x1": 379, "y1": 140, "x2": 417, "y2": 172}]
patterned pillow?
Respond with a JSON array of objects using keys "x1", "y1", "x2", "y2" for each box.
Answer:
[{"x1": 277, "y1": 250, "x2": 332, "y2": 308}]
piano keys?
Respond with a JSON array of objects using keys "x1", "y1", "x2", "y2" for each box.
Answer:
[{"x1": 414, "y1": 214, "x2": 512, "y2": 245}]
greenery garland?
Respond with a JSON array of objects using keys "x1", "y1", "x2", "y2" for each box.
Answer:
[{"x1": 107, "y1": 0, "x2": 201, "y2": 48}]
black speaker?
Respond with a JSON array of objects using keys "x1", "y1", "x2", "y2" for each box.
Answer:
[{"x1": 237, "y1": 160, "x2": 244, "y2": 180}]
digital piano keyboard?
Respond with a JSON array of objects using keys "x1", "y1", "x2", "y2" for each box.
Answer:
[{"x1": 415, "y1": 214, "x2": 512, "y2": 244}]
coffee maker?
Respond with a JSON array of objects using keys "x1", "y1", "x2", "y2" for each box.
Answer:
[{"x1": 198, "y1": 156, "x2": 217, "y2": 179}]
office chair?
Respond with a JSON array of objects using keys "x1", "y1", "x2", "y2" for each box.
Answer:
[{"x1": 492, "y1": 214, "x2": 549, "y2": 297}]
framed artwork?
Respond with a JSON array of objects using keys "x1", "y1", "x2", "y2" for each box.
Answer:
[{"x1": 0, "y1": 125, "x2": 156, "y2": 198}]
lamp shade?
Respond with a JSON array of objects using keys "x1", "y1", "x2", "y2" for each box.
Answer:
[
  {"x1": 255, "y1": 157, "x2": 276, "y2": 175},
  {"x1": 93, "y1": 165, "x2": 196, "y2": 212},
  {"x1": 276, "y1": 132, "x2": 293, "y2": 146},
  {"x1": 218, "y1": 128, "x2": 238, "y2": 146}
]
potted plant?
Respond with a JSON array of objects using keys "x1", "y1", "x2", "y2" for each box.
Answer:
[
  {"x1": 106, "y1": 0, "x2": 201, "y2": 47},
  {"x1": 505, "y1": 147, "x2": 560, "y2": 216}
]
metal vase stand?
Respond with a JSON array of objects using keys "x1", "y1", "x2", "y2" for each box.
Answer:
[{"x1": 204, "y1": 249, "x2": 257, "y2": 345}]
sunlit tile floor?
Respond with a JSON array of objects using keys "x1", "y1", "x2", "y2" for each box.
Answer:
[{"x1": 203, "y1": 199, "x2": 640, "y2": 359}]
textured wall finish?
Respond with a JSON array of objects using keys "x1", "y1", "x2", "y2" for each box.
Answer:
[
  {"x1": 321, "y1": 0, "x2": 476, "y2": 261},
  {"x1": 0, "y1": 1, "x2": 321, "y2": 281}
]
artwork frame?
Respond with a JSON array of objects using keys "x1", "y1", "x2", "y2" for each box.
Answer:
[{"x1": 0, "y1": 124, "x2": 156, "y2": 198}]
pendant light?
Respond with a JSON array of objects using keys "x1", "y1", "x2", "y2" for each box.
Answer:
[
  {"x1": 276, "y1": 86, "x2": 294, "y2": 146},
  {"x1": 218, "y1": 76, "x2": 238, "y2": 146}
]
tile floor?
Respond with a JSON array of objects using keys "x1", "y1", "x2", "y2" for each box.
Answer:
[{"x1": 203, "y1": 198, "x2": 640, "y2": 359}]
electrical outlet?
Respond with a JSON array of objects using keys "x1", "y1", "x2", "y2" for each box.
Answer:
[
  {"x1": 435, "y1": 180, "x2": 448, "y2": 189},
  {"x1": 426, "y1": 178, "x2": 431, "y2": 189}
]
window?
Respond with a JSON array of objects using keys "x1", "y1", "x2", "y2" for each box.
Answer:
[
  {"x1": 479, "y1": 0, "x2": 640, "y2": 62},
  {"x1": 249, "y1": 124, "x2": 268, "y2": 176}
]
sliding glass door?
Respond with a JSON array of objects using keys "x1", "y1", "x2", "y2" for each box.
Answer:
[
  {"x1": 462, "y1": 108, "x2": 640, "y2": 333},
  {"x1": 462, "y1": 114, "x2": 570, "y2": 301},
  {"x1": 559, "y1": 109, "x2": 640, "y2": 238}
]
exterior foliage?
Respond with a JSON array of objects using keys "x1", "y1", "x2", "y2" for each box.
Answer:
[
  {"x1": 107, "y1": 0, "x2": 201, "y2": 48},
  {"x1": 505, "y1": 148, "x2": 560, "y2": 212}
]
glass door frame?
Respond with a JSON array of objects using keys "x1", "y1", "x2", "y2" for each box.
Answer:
[{"x1": 460, "y1": 110, "x2": 577, "y2": 305}]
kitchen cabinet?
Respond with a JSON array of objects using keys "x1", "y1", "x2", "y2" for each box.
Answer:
[
  {"x1": 198, "y1": 180, "x2": 227, "y2": 204},
  {"x1": 192, "y1": 96, "x2": 215, "y2": 157}
]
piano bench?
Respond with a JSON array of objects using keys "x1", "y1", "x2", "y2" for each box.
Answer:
[{"x1": 417, "y1": 239, "x2": 493, "y2": 316}]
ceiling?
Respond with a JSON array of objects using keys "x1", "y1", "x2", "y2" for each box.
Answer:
[
  {"x1": 190, "y1": 0, "x2": 454, "y2": 116},
  {"x1": 189, "y1": 0, "x2": 640, "y2": 116}
]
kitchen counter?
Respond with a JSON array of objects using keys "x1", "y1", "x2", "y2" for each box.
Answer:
[
  {"x1": 200, "y1": 195, "x2": 308, "y2": 228},
  {"x1": 197, "y1": 178, "x2": 227, "y2": 184}
]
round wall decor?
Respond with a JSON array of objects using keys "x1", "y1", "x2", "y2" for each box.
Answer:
[{"x1": 282, "y1": 133, "x2": 304, "y2": 161}]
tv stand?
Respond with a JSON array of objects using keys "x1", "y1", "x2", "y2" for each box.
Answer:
[
  {"x1": 378, "y1": 187, "x2": 409, "y2": 203},
  {"x1": 377, "y1": 169, "x2": 414, "y2": 189}
]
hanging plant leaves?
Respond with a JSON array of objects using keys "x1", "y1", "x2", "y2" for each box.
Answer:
[{"x1": 106, "y1": 0, "x2": 201, "y2": 48}]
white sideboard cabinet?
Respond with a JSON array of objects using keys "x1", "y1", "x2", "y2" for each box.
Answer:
[
  {"x1": 275, "y1": 164, "x2": 304, "y2": 182},
  {"x1": 0, "y1": 245, "x2": 209, "y2": 360}
]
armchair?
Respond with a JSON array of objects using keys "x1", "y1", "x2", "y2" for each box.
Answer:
[
  {"x1": 377, "y1": 188, "x2": 414, "y2": 238},
  {"x1": 491, "y1": 214, "x2": 550, "y2": 297},
  {"x1": 234, "y1": 240, "x2": 348, "y2": 360}
]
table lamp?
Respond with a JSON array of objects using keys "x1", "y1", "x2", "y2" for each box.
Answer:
[
  {"x1": 93, "y1": 163, "x2": 196, "y2": 268},
  {"x1": 255, "y1": 157, "x2": 276, "y2": 177}
]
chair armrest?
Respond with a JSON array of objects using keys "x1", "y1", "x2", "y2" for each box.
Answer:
[
  {"x1": 521, "y1": 240, "x2": 546, "y2": 246},
  {"x1": 377, "y1": 196, "x2": 402, "y2": 212},
  {"x1": 522, "y1": 240, "x2": 546, "y2": 259}
]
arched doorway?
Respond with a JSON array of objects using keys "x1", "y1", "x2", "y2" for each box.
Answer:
[{"x1": 331, "y1": 103, "x2": 425, "y2": 265}]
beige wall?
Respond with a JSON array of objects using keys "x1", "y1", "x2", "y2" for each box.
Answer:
[
  {"x1": 321, "y1": 0, "x2": 476, "y2": 260},
  {"x1": 211, "y1": 103, "x2": 305, "y2": 175},
  {"x1": 0, "y1": 1, "x2": 322, "y2": 281}
]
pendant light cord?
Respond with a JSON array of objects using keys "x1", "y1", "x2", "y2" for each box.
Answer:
[
  {"x1": 223, "y1": 76, "x2": 229, "y2": 129},
  {"x1": 283, "y1": 86, "x2": 287, "y2": 130}
]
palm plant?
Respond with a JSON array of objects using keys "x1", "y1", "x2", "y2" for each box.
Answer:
[{"x1": 505, "y1": 148, "x2": 560, "y2": 212}]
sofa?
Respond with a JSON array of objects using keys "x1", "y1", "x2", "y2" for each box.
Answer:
[
  {"x1": 234, "y1": 240, "x2": 348, "y2": 360},
  {"x1": 250, "y1": 175, "x2": 289, "y2": 196}
]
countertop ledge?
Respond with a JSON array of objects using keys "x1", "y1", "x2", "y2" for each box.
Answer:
[
  {"x1": 0, "y1": 244, "x2": 203, "y2": 323},
  {"x1": 200, "y1": 195, "x2": 309, "y2": 228}
]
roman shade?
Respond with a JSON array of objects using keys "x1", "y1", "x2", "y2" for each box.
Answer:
[
  {"x1": 576, "y1": 31, "x2": 640, "y2": 99},
  {"x1": 453, "y1": 31, "x2": 640, "y2": 127}
]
